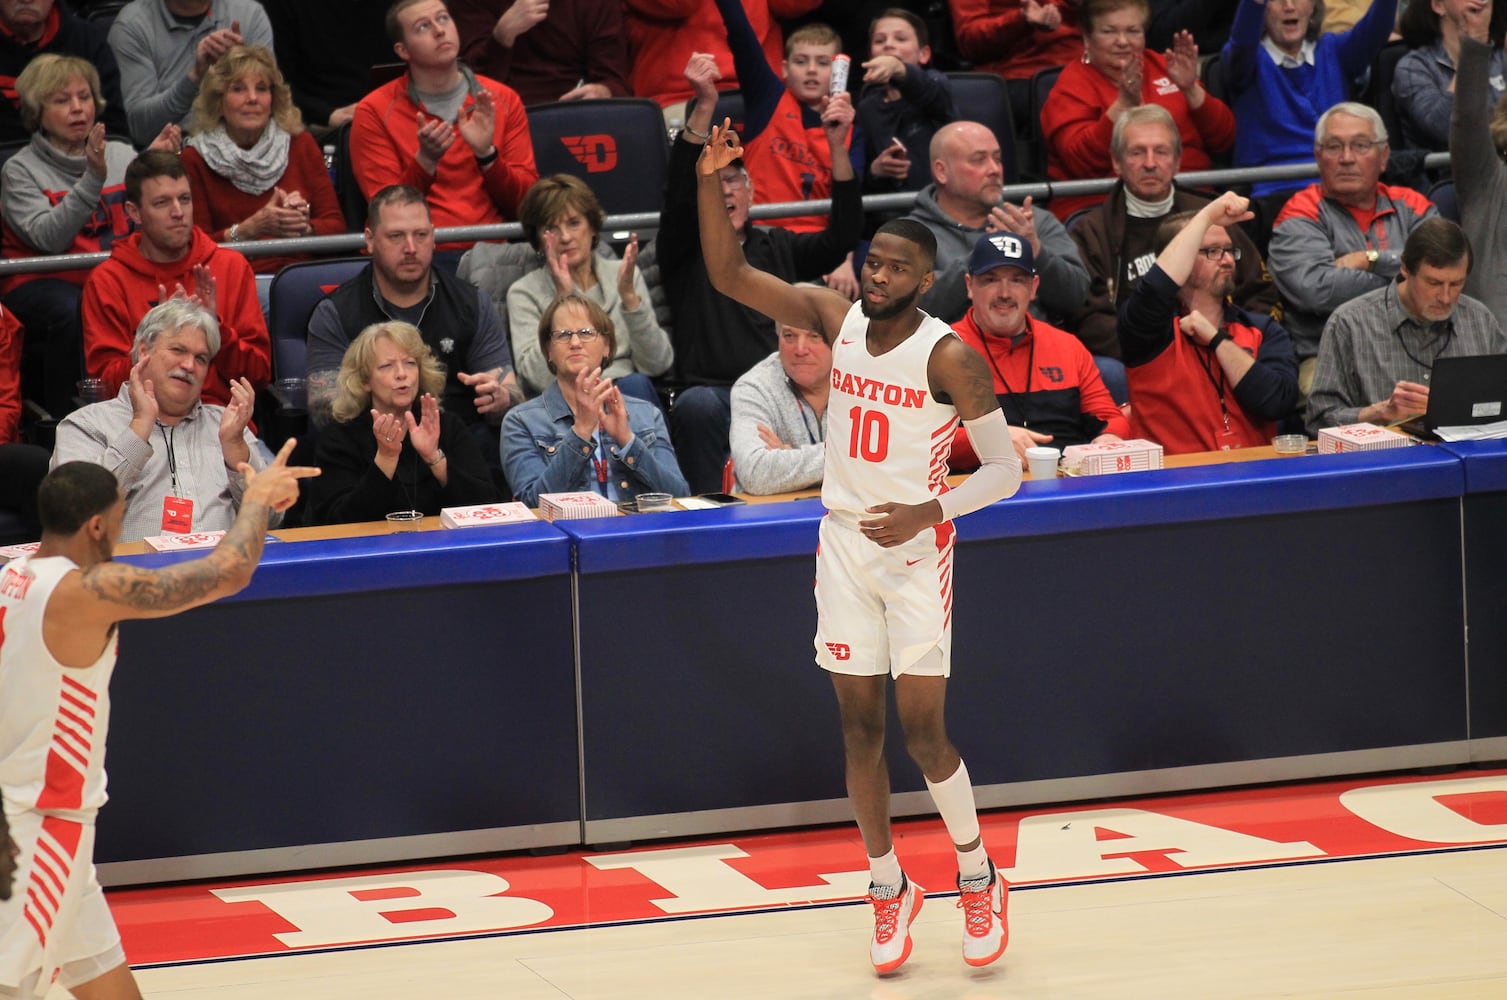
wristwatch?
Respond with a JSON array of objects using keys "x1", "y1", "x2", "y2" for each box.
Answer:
[{"x1": 1365, "y1": 249, "x2": 1379, "y2": 270}]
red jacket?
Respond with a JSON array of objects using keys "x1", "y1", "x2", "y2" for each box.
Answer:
[
  {"x1": 743, "y1": 89, "x2": 847, "y2": 234},
  {"x1": 948, "y1": 0, "x2": 1083, "y2": 81},
  {"x1": 81, "y1": 227, "x2": 271, "y2": 406},
  {"x1": 181, "y1": 131, "x2": 346, "y2": 274},
  {"x1": 350, "y1": 72, "x2": 537, "y2": 233},
  {"x1": 1041, "y1": 51, "x2": 1236, "y2": 220},
  {"x1": 0, "y1": 304, "x2": 19, "y2": 444},
  {"x1": 948, "y1": 309, "x2": 1129, "y2": 467},
  {"x1": 624, "y1": 0, "x2": 820, "y2": 108}
]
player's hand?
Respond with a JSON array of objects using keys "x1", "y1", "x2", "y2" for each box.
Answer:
[
  {"x1": 239, "y1": 437, "x2": 320, "y2": 513},
  {"x1": 859, "y1": 500, "x2": 940, "y2": 547},
  {"x1": 697, "y1": 118, "x2": 744, "y2": 176}
]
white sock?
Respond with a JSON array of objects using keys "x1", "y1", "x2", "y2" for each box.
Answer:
[
  {"x1": 869, "y1": 849, "x2": 903, "y2": 893},
  {"x1": 956, "y1": 843, "x2": 990, "y2": 883},
  {"x1": 925, "y1": 758, "x2": 984, "y2": 864}
]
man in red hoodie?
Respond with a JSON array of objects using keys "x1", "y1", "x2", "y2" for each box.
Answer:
[{"x1": 81, "y1": 149, "x2": 270, "y2": 408}]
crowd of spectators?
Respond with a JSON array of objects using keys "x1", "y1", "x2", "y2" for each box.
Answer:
[{"x1": 0, "y1": 0, "x2": 1501, "y2": 539}]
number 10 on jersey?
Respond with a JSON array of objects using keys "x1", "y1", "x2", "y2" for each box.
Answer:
[{"x1": 847, "y1": 407, "x2": 890, "y2": 462}]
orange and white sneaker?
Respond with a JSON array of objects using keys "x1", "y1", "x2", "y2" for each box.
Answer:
[
  {"x1": 868, "y1": 874, "x2": 924, "y2": 973},
  {"x1": 957, "y1": 860, "x2": 1008, "y2": 967}
]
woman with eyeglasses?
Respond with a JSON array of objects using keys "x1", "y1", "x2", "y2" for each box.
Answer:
[
  {"x1": 502, "y1": 292, "x2": 687, "y2": 508},
  {"x1": 1040, "y1": 0, "x2": 1236, "y2": 221},
  {"x1": 1221, "y1": 0, "x2": 1398, "y2": 200},
  {"x1": 308, "y1": 320, "x2": 496, "y2": 525},
  {"x1": 507, "y1": 174, "x2": 673, "y2": 399}
]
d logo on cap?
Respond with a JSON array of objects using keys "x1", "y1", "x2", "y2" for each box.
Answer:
[{"x1": 989, "y1": 234, "x2": 1024, "y2": 259}]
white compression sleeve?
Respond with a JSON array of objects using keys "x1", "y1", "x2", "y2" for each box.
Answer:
[{"x1": 936, "y1": 409, "x2": 1022, "y2": 522}]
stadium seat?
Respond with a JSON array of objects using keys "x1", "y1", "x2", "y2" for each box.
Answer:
[
  {"x1": 525, "y1": 97, "x2": 669, "y2": 217},
  {"x1": 1027, "y1": 65, "x2": 1063, "y2": 181},
  {"x1": 1428, "y1": 179, "x2": 1459, "y2": 223},
  {"x1": 333, "y1": 121, "x2": 367, "y2": 231},
  {"x1": 1362, "y1": 40, "x2": 1412, "y2": 150},
  {"x1": 266, "y1": 257, "x2": 367, "y2": 383},
  {"x1": 946, "y1": 72, "x2": 1016, "y2": 183}
]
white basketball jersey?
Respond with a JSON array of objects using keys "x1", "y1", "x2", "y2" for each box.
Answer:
[
  {"x1": 0, "y1": 556, "x2": 116, "y2": 818},
  {"x1": 822, "y1": 302, "x2": 961, "y2": 524}
]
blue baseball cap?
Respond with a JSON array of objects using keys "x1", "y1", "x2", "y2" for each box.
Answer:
[{"x1": 968, "y1": 232, "x2": 1035, "y2": 276}]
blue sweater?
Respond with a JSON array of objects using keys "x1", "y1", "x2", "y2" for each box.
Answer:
[{"x1": 1221, "y1": 0, "x2": 1396, "y2": 196}]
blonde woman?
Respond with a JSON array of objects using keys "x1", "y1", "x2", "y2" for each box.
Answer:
[
  {"x1": 181, "y1": 44, "x2": 344, "y2": 273},
  {"x1": 309, "y1": 321, "x2": 496, "y2": 524},
  {"x1": 0, "y1": 54, "x2": 178, "y2": 416}
]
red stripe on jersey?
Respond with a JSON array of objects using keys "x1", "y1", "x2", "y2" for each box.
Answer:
[
  {"x1": 61, "y1": 673, "x2": 98, "y2": 704},
  {"x1": 23, "y1": 902, "x2": 48, "y2": 944},
  {"x1": 34, "y1": 748, "x2": 85, "y2": 811},
  {"x1": 58, "y1": 703, "x2": 95, "y2": 735},
  {"x1": 930, "y1": 417, "x2": 958, "y2": 440}
]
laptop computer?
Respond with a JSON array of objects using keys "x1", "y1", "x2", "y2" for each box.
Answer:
[{"x1": 1399, "y1": 354, "x2": 1507, "y2": 439}]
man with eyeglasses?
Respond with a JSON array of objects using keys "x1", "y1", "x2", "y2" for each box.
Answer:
[
  {"x1": 1307, "y1": 217, "x2": 1507, "y2": 433},
  {"x1": 1119, "y1": 192, "x2": 1299, "y2": 454},
  {"x1": 1268, "y1": 102, "x2": 1438, "y2": 398},
  {"x1": 1070, "y1": 105, "x2": 1276, "y2": 370}
]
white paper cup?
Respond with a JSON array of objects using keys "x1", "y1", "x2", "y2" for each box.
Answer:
[
  {"x1": 1026, "y1": 446, "x2": 1060, "y2": 479},
  {"x1": 637, "y1": 492, "x2": 672, "y2": 511},
  {"x1": 386, "y1": 510, "x2": 424, "y2": 532}
]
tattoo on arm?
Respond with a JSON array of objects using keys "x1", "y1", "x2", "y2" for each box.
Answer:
[
  {"x1": 933, "y1": 340, "x2": 1000, "y2": 419},
  {"x1": 79, "y1": 503, "x2": 271, "y2": 615}
]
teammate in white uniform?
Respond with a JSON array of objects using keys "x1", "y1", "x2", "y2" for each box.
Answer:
[
  {"x1": 0, "y1": 445, "x2": 315, "y2": 1000},
  {"x1": 696, "y1": 118, "x2": 1024, "y2": 974}
]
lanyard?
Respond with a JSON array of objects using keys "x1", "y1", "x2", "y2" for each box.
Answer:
[
  {"x1": 786, "y1": 380, "x2": 820, "y2": 445},
  {"x1": 157, "y1": 421, "x2": 181, "y2": 494},
  {"x1": 981, "y1": 330, "x2": 1035, "y2": 428},
  {"x1": 1189, "y1": 330, "x2": 1231, "y2": 432},
  {"x1": 1394, "y1": 319, "x2": 1452, "y2": 378},
  {"x1": 593, "y1": 433, "x2": 610, "y2": 495}
]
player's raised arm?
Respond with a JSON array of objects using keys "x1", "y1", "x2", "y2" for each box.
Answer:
[
  {"x1": 696, "y1": 119, "x2": 850, "y2": 340},
  {"x1": 65, "y1": 440, "x2": 319, "y2": 627}
]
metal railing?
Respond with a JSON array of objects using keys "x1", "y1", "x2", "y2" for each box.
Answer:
[{"x1": 0, "y1": 153, "x2": 1451, "y2": 278}]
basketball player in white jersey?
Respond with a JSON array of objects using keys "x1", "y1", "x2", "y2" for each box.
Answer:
[
  {"x1": 0, "y1": 443, "x2": 316, "y2": 1000},
  {"x1": 696, "y1": 119, "x2": 1024, "y2": 973}
]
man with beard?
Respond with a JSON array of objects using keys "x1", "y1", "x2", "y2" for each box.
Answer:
[
  {"x1": 698, "y1": 119, "x2": 1023, "y2": 975},
  {"x1": 949, "y1": 232, "x2": 1128, "y2": 470},
  {"x1": 1120, "y1": 192, "x2": 1299, "y2": 454},
  {"x1": 1069, "y1": 104, "x2": 1274, "y2": 364},
  {"x1": 904, "y1": 119, "x2": 1088, "y2": 325},
  {"x1": 52, "y1": 299, "x2": 280, "y2": 543},
  {"x1": 81, "y1": 150, "x2": 270, "y2": 409},
  {"x1": 0, "y1": 450, "x2": 314, "y2": 1000},
  {"x1": 1308, "y1": 218, "x2": 1507, "y2": 432}
]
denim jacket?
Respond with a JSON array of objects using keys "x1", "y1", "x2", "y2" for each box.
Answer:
[{"x1": 501, "y1": 381, "x2": 688, "y2": 507}]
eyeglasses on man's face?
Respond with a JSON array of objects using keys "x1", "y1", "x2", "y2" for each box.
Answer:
[
  {"x1": 1317, "y1": 139, "x2": 1381, "y2": 157},
  {"x1": 1196, "y1": 245, "x2": 1242, "y2": 261}
]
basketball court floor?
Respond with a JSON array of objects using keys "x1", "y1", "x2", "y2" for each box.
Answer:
[{"x1": 47, "y1": 767, "x2": 1507, "y2": 998}]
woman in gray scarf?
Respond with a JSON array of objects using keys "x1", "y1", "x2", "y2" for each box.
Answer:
[
  {"x1": 181, "y1": 44, "x2": 344, "y2": 275},
  {"x1": 0, "y1": 54, "x2": 179, "y2": 417}
]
